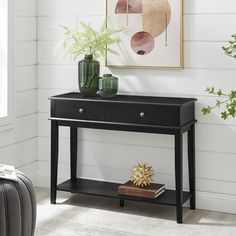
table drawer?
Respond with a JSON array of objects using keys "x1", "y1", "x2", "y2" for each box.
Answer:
[
  {"x1": 53, "y1": 100, "x2": 111, "y2": 121},
  {"x1": 110, "y1": 103, "x2": 181, "y2": 126},
  {"x1": 51, "y1": 95, "x2": 195, "y2": 127}
]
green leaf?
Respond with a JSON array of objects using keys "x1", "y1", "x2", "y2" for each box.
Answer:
[
  {"x1": 217, "y1": 89, "x2": 223, "y2": 96},
  {"x1": 221, "y1": 112, "x2": 228, "y2": 120},
  {"x1": 209, "y1": 87, "x2": 215, "y2": 94},
  {"x1": 201, "y1": 106, "x2": 211, "y2": 115},
  {"x1": 229, "y1": 90, "x2": 236, "y2": 100}
]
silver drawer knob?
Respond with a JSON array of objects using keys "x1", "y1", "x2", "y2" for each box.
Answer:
[
  {"x1": 140, "y1": 112, "x2": 145, "y2": 118},
  {"x1": 79, "y1": 108, "x2": 84, "y2": 113}
]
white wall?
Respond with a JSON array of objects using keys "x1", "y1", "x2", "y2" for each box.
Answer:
[
  {"x1": 36, "y1": 0, "x2": 236, "y2": 214},
  {"x1": 0, "y1": 0, "x2": 37, "y2": 182}
]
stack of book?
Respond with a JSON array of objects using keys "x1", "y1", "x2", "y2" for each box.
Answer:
[
  {"x1": 118, "y1": 180, "x2": 165, "y2": 199},
  {"x1": 0, "y1": 164, "x2": 17, "y2": 181}
]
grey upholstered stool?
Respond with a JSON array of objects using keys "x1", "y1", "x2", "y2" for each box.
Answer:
[{"x1": 0, "y1": 171, "x2": 36, "y2": 236}]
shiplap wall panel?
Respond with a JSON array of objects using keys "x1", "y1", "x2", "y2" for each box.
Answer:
[
  {"x1": 37, "y1": 41, "x2": 74, "y2": 65},
  {"x1": 37, "y1": 16, "x2": 104, "y2": 41},
  {"x1": 15, "y1": 42, "x2": 36, "y2": 66},
  {"x1": 37, "y1": 113, "x2": 236, "y2": 155},
  {"x1": 0, "y1": 138, "x2": 37, "y2": 167},
  {"x1": 36, "y1": 0, "x2": 236, "y2": 211},
  {"x1": 39, "y1": 119, "x2": 236, "y2": 153},
  {"x1": 37, "y1": 65, "x2": 236, "y2": 94},
  {"x1": 15, "y1": 17, "x2": 36, "y2": 41},
  {"x1": 37, "y1": 65, "x2": 77, "y2": 89},
  {"x1": 37, "y1": 116, "x2": 236, "y2": 157},
  {"x1": 38, "y1": 41, "x2": 106, "y2": 66},
  {"x1": 37, "y1": 0, "x2": 105, "y2": 16},
  {"x1": 18, "y1": 162, "x2": 37, "y2": 184},
  {"x1": 37, "y1": 88, "x2": 69, "y2": 114},
  {"x1": 184, "y1": 14, "x2": 236, "y2": 41},
  {"x1": 111, "y1": 68, "x2": 236, "y2": 94},
  {"x1": 37, "y1": 41, "x2": 236, "y2": 69},
  {"x1": 0, "y1": 0, "x2": 37, "y2": 180},
  {"x1": 15, "y1": 66, "x2": 36, "y2": 92},
  {"x1": 15, "y1": 90, "x2": 37, "y2": 117},
  {"x1": 184, "y1": 0, "x2": 236, "y2": 14},
  {"x1": 37, "y1": 137, "x2": 236, "y2": 184},
  {"x1": 184, "y1": 42, "x2": 236, "y2": 69},
  {"x1": 0, "y1": 114, "x2": 37, "y2": 149},
  {"x1": 37, "y1": 0, "x2": 236, "y2": 16},
  {"x1": 37, "y1": 15, "x2": 236, "y2": 42},
  {"x1": 38, "y1": 113, "x2": 70, "y2": 138},
  {"x1": 15, "y1": 0, "x2": 36, "y2": 16}
]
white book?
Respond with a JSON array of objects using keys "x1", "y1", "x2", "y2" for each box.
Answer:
[{"x1": 0, "y1": 164, "x2": 17, "y2": 182}]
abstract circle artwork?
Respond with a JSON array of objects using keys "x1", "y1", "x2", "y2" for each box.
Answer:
[{"x1": 106, "y1": 0, "x2": 183, "y2": 68}]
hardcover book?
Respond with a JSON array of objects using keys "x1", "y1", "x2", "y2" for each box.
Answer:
[{"x1": 118, "y1": 181, "x2": 165, "y2": 199}]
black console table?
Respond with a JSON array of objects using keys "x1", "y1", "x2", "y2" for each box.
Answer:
[{"x1": 49, "y1": 92, "x2": 197, "y2": 223}]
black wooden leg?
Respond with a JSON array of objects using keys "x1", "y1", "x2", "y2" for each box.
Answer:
[
  {"x1": 188, "y1": 124, "x2": 196, "y2": 210},
  {"x1": 70, "y1": 127, "x2": 77, "y2": 182},
  {"x1": 175, "y1": 132, "x2": 183, "y2": 224},
  {"x1": 51, "y1": 120, "x2": 59, "y2": 204},
  {"x1": 119, "y1": 199, "x2": 124, "y2": 207}
]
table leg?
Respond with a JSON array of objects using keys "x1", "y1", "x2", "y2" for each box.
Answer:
[
  {"x1": 70, "y1": 127, "x2": 77, "y2": 182},
  {"x1": 175, "y1": 132, "x2": 183, "y2": 223},
  {"x1": 188, "y1": 124, "x2": 196, "y2": 210},
  {"x1": 51, "y1": 120, "x2": 59, "y2": 204}
]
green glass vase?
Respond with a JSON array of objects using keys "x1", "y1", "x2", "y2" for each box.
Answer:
[
  {"x1": 78, "y1": 54, "x2": 100, "y2": 96},
  {"x1": 98, "y1": 74, "x2": 118, "y2": 98}
]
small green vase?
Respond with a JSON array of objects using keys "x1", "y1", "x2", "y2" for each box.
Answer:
[
  {"x1": 78, "y1": 54, "x2": 100, "y2": 96},
  {"x1": 98, "y1": 74, "x2": 118, "y2": 98}
]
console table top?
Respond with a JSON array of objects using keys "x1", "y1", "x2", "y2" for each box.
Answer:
[{"x1": 50, "y1": 92, "x2": 197, "y2": 106}]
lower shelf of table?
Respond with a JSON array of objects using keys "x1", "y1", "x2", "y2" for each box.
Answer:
[{"x1": 57, "y1": 178, "x2": 191, "y2": 206}]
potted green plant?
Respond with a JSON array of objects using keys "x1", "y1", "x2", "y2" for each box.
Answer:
[
  {"x1": 202, "y1": 34, "x2": 236, "y2": 119},
  {"x1": 59, "y1": 21, "x2": 121, "y2": 96}
]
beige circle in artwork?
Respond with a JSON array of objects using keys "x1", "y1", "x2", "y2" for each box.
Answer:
[
  {"x1": 142, "y1": 0, "x2": 171, "y2": 38},
  {"x1": 130, "y1": 31, "x2": 155, "y2": 55}
]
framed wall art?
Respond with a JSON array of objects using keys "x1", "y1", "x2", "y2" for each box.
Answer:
[{"x1": 106, "y1": 0, "x2": 183, "y2": 68}]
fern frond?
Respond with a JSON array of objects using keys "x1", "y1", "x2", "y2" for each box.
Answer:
[{"x1": 57, "y1": 19, "x2": 122, "y2": 60}]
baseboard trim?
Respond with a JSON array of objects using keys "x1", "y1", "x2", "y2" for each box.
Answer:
[
  {"x1": 36, "y1": 173, "x2": 236, "y2": 215},
  {"x1": 197, "y1": 191, "x2": 236, "y2": 214}
]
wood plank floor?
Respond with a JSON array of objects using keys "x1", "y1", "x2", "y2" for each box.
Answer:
[{"x1": 35, "y1": 188, "x2": 236, "y2": 236}]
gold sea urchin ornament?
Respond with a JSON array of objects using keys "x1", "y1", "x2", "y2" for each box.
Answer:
[{"x1": 132, "y1": 163, "x2": 154, "y2": 187}]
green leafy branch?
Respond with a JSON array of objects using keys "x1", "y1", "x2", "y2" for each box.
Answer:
[
  {"x1": 58, "y1": 19, "x2": 122, "y2": 61},
  {"x1": 222, "y1": 34, "x2": 236, "y2": 58},
  {"x1": 202, "y1": 34, "x2": 236, "y2": 120},
  {"x1": 202, "y1": 87, "x2": 236, "y2": 119}
]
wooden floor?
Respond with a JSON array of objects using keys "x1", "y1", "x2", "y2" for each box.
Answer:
[{"x1": 35, "y1": 188, "x2": 236, "y2": 236}]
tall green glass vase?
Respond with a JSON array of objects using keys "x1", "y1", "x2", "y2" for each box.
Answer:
[{"x1": 78, "y1": 54, "x2": 100, "y2": 96}]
